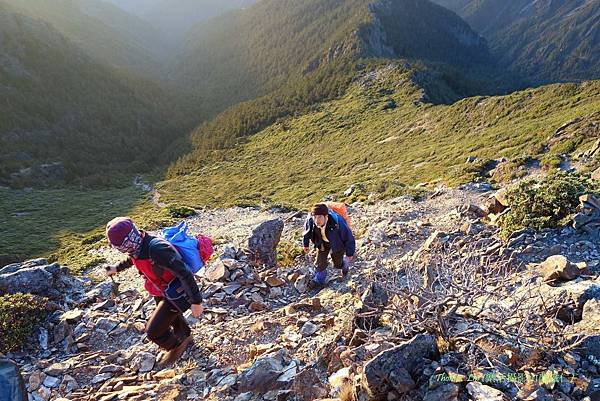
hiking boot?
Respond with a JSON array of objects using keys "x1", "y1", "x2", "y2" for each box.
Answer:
[
  {"x1": 309, "y1": 269, "x2": 327, "y2": 290},
  {"x1": 157, "y1": 335, "x2": 193, "y2": 368},
  {"x1": 308, "y1": 279, "x2": 326, "y2": 291}
]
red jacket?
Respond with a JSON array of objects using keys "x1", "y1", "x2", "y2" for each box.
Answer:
[{"x1": 115, "y1": 233, "x2": 202, "y2": 303}]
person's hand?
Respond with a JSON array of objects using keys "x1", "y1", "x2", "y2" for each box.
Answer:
[
  {"x1": 191, "y1": 304, "x2": 204, "y2": 318},
  {"x1": 105, "y1": 265, "x2": 118, "y2": 277},
  {"x1": 304, "y1": 247, "x2": 310, "y2": 254}
]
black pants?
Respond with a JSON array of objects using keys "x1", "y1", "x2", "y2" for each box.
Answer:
[
  {"x1": 146, "y1": 297, "x2": 191, "y2": 350},
  {"x1": 316, "y1": 242, "x2": 345, "y2": 272}
]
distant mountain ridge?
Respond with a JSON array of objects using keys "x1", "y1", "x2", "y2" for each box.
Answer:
[
  {"x1": 143, "y1": 0, "x2": 258, "y2": 41},
  {"x1": 172, "y1": 0, "x2": 491, "y2": 118},
  {"x1": 0, "y1": 2, "x2": 189, "y2": 186},
  {"x1": 2, "y1": 0, "x2": 168, "y2": 75},
  {"x1": 432, "y1": 0, "x2": 600, "y2": 83}
]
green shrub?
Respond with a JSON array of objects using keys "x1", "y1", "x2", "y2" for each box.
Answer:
[
  {"x1": 448, "y1": 159, "x2": 494, "y2": 184},
  {"x1": 375, "y1": 180, "x2": 428, "y2": 201},
  {"x1": 491, "y1": 157, "x2": 531, "y2": 184},
  {"x1": 540, "y1": 153, "x2": 563, "y2": 170},
  {"x1": 343, "y1": 183, "x2": 369, "y2": 204},
  {"x1": 0, "y1": 293, "x2": 47, "y2": 353},
  {"x1": 500, "y1": 171, "x2": 598, "y2": 237},
  {"x1": 165, "y1": 204, "x2": 197, "y2": 218},
  {"x1": 277, "y1": 239, "x2": 304, "y2": 268}
]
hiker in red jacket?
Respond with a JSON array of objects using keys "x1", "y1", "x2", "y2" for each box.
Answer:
[{"x1": 104, "y1": 217, "x2": 203, "y2": 367}]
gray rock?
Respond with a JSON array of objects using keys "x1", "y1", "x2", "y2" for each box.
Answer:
[
  {"x1": 91, "y1": 373, "x2": 112, "y2": 384},
  {"x1": 130, "y1": 351, "x2": 155, "y2": 373},
  {"x1": 98, "y1": 364, "x2": 123, "y2": 375},
  {"x1": 582, "y1": 299, "x2": 600, "y2": 324},
  {"x1": 247, "y1": 219, "x2": 284, "y2": 267},
  {"x1": 0, "y1": 357, "x2": 27, "y2": 400},
  {"x1": 522, "y1": 280, "x2": 600, "y2": 323},
  {"x1": 61, "y1": 309, "x2": 83, "y2": 323},
  {"x1": 220, "y1": 245, "x2": 239, "y2": 260},
  {"x1": 60, "y1": 375, "x2": 79, "y2": 392},
  {"x1": 466, "y1": 382, "x2": 508, "y2": 401},
  {"x1": 53, "y1": 320, "x2": 71, "y2": 344},
  {"x1": 424, "y1": 383, "x2": 460, "y2": 401},
  {"x1": 539, "y1": 255, "x2": 580, "y2": 282},
  {"x1": 83, "y1": 281, "x2": 113, "y2": 303},
  {"x1": 38, "y1": 328, "x2": 49, "y2": 350},
  {"x1": 0, "y1": 258, "x2": 48, "y2": 275},
  {"x1": 299, "y1": 321, "x2": 319, "y2": 337},
  {"x1": 238, "y1": 349, "x2": 287, "y2": 393},
  {"x1": 294, "y1": 275, "x2": 309, "y2": 294},
  {"x1": 35, "y1": 385, "x2": 52, "y2": 401},
  {"x1": 44, "y1": 362, "x2": 70, "y2": 377},
  {"x1": 0, "y1": 261, "x2": 68, "y2": 298},
  {"x1": 361, "y1": 334, "x2": 439, "y2": 400},
  {"x1": 204, "y1": 260, "x2": 230, "y2": 282},
  {"x1": 587, "y1": 378, "x2": 600, "y2": 397},
  {"x1": 42, "y1": 375, "x2": 61, "y2": 388},
  {"x1": 234, "y1": 392, "x2": 253, "y2": 401},
  {"x1": 95, "y1": 318, "x2": 119, "y2": 333}
]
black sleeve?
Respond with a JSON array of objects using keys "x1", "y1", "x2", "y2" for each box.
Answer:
[
  {"x1": 148, "y1": 239, "x2": 203, "y2": 304},
  {"x1": 115, "y1": 258, "x2": 133, "y2": 272}
]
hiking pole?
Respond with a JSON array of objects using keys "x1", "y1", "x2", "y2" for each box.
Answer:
[
  {"x1": 104, "y1": 265, "x2": 121, "y2": 297},
  {"x1": 109, "y1": 275, "x2": 120, "y2": 297}
]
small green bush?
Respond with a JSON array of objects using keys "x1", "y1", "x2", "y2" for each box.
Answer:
[
  {"x1": 375, "y1": 180, "x2": 428, "y2": 201},
  {"x1": 491, "y1": 157, "x2": 530, "y2": 184},
  {"x1": 166, "y1": 204, "x2": 197, "y2": 218},
  {"x1": 277, "y1": 239, "x2": 304, "y2": 268},
  {"x1": 540, "y1": 153, "x2": 562, "y2": 170},
  {"x1": 0, "y1": 293, "x2": 47, "y2": 353},
  {"x1": 500, "y1": 171, "x2": 599, "y2": 237}
]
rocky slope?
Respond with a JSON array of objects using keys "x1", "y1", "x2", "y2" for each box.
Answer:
[{"x1": 3, "y1": 183, "x2": 600, "y2": 401}]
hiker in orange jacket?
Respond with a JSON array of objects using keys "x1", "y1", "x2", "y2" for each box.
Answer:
[{"x1": 105, "y1": 217, "x2": 203, "y2": 367}]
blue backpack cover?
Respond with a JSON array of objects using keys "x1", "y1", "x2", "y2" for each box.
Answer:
[{"x1": 162, "y1": 221, "x2": 203, "y2": 274}]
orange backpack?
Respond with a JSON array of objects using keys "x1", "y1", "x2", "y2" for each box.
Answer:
[{"x1": 325, "y1": 201, "x2": 352, "y2": 229}]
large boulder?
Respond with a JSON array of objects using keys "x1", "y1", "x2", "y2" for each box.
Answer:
[
  {"x1": 247, "y1": 219, "x2": 284, "y2": 267},
  {"x1": 569, "y1": 299, "x2": 600, "y2": 359},
  {"x1": 514, "y1": 279, "x2": 600, "y2": 323},
  {"x1": 0, "y1": 357, "x2": 27, "y2": 401},
  {"x1": 573, "y1": 194, "x2": 600, "y2": 239},
  {"x1": 238, "y1": 349, "x2": 290, "y2": 393},
  {"x1": 360, "y1": 334, "x2": 439, "y2": 401},
  {"x1": 0, "y1": 259, "x2": 81, "y2": 299},
  {"x1": 539, "y1": 255, "x2": 580, "y2": 282},
  {"x1": 203, "y1": 259, "x2": 230, "y2": 282}
]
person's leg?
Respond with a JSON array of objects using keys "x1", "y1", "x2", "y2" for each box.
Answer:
[
  {"x1": 316, "y1": 248, "x2": 330, "y2": 271},
  {"x1": 172, "y1": 312, "x2": 191, "y2": 341},
  {"x1": 331, "y1": 251, "x2": 345, "y2": 269},
  {"x1": 314, "y1": 245, "x2": 331, "y2": 284},
  {"x1": 331, "y1": 250, "x2": 349, "y2": 276},
  {"x1": 146, "y1": 299, "x2": 182, "y2": 350}
]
